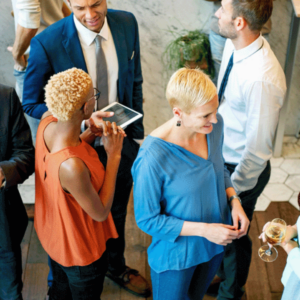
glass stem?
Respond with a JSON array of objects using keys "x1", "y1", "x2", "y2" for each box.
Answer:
[{"x1": 265, "y1": 246, "x2": 272, "y2": 256}]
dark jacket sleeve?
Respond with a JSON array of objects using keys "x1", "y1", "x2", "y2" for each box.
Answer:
[
  {"x1": 0, "y1": 87, "x2": 35, "y2": 189},
  {"x1": 125, "y1": 13, "x2": 144, "y2": 140},
  {"x1": 22, "y1": 37, "x2": 52, "y2": 119}
]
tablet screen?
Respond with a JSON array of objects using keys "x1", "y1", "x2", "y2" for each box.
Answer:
[{"x1": 101, "y1": 103, "x2": 140, "y2": 127}]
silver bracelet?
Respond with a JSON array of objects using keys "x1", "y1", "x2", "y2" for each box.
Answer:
[{"x1": 228, "y1": 195, "x2": 242, "y2": 205}]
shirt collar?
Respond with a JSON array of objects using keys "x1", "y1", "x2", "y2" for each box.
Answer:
[
  {"x1": 73, "y1": 15, "x2": 109, "y2": 46},
  {"x1": 233, "y1": 35, "x2": 264, "y2": 63}
]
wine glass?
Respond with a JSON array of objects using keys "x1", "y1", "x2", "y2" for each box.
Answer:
[{"x1": 258, "y1": 218, "x2": 287, "y2": 262}]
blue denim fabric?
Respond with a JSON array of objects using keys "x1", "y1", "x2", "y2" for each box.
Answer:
[
  {"x1": 209, "y1": 30, "x2": 227, "y2": 86},
  {"x1": 0, "y1": 245, "x2": 23, "y2": 300},
  {"x1": 150, "y1": 253, "x2": 223, "y2": 300},
  {"x1": 48, "y1": 252, "x2": 108, "y2": 300},
  {"x1": 13, "y1": 68, "x2": 40, "y2": 145}
]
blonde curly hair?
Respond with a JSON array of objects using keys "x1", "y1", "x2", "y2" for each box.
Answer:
[
  {"x1": 45, "y1": 68, "x2": 93, "y2": 121},
  {"x1": 166, "y1": 68, "x2": 217, "y2": 114}
]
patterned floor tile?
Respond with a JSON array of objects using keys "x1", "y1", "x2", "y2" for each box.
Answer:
[
  {"x1": 263, "y1": 183, "x2": 293, "y2": 201},
  {"x1": 270, "y1": 157, "x2": 284, "y2": 167},
  {"x1": 285, "y1": 175, "x2": 300, "y2": 192},
  {"x1": 289, "y1": 192, "x2": 300, "y2": 210},
  {"x1": 269, "y1": 167, "x2": 288, "y2": 183},
  {"x1": 280, "y1": 159, "x2": 300, "y2": 175},
  {"x1": 254, "y1": 194, "x2": 271, "y2": 211}
]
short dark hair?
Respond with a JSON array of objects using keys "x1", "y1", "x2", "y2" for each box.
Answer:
[{"x1": 231, "y1": 0, "x2": 273, "y2": 32}]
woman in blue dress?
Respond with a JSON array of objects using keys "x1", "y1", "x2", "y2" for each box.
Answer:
[{"x1": 132, "y1": 68, "x2": 250, "y2": 300}]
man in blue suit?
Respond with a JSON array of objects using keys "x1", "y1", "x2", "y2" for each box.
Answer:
[{"x1": 22, "y1": 0, "x2": 150, "y2": 297}]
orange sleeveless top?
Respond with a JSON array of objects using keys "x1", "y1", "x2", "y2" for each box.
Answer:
[{"x1": 34, "y1": 116, "x2": 118, "y2": 267}]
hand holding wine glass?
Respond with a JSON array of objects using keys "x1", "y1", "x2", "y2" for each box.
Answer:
[{"x1": 258, "y1": 218, "x2": 287, "y2": 262}]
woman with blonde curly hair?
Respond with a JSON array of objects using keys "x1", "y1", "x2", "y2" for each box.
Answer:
[
  {"x1": 132, "y1": 68, "x2": 250, "y2": 300},
  {"x1": 34, "y1": 68, "x2": 125, "y2": 299}
]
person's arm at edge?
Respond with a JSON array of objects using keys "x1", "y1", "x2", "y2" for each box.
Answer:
[
  {"x1": 0, "y1": 88, "x2": 35, "y2": 189},
  {"x1": 11, "y1": 0, "x2": 41, "y2": 68},
  {"x1": 282, "y1": 218, "x2": 300, "y2": 279},
  {"x1": 127, "y1": 13, "x2": 144, "y2": 141},
  {"x1": 11, "y1": 25, "x2": 38, "y2": 69}
]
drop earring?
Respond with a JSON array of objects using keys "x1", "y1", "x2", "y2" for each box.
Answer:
[{"x1": 176, "y1": 120, "x2": 181, "y2": 127}]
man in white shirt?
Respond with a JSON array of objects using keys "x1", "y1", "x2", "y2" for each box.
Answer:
[
  {"x1": 213, "y1": 0, "x2": 286, "y2": 299},
  {"x1": 22, "y1": 0, "x2": 150, "y2": 297},
  {"x1": 9, "y1": 0, "x2": 71, "y2": 143}
]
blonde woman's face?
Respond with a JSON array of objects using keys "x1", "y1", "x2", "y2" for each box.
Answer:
[{"x1": 181, "y1": 95, "x2": 219, "y2": 134}]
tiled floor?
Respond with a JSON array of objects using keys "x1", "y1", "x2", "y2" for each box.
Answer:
[
  {"x1": 20, "y1": 136, "x2": 300, "y2": 211},
  {"x1": 255, "y1": 136, "x2": 300, "y2": 212}
]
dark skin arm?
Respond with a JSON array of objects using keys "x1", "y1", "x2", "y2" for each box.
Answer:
[
  {"x1": 59, "y1": 123, "x2": 124, "y2": 221},
  {"x1": 41, "y1": 111, "x2": 126, "y2": 145}
]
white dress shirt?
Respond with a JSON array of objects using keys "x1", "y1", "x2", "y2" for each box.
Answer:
[
  {"x1": 75, "y1": 15, "x2": 119, "y2": 146},
  {"x1": 75, "y1": 16, "x2": 143, "y2": 145},
  {"x1": 218, "y1": 35, "x2": 286, "y2": 194},
  {"x1": 74, "y1": 15, "x2": 119, "y2": 107}
]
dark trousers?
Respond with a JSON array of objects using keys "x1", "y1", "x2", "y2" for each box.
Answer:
[
  {"x1": 217, "y1": 161, "x2": 271, "y2": 300},
  {"x1": 151, "y1": 253, "x2": 224, "y2": 300},
  {"x1": 48, "y1": 252, "x2": 108, "y2": 300},
  {"x1": 0, "y1": 245, "x2": 23, "y2": 300},
  {"x1": 95, "y1": 137, "x2": 139, "y2": 275}
]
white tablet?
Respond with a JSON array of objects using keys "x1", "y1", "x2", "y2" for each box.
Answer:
[{"x1": 100, "y1": 102, "x2": 143, "y2": 128}]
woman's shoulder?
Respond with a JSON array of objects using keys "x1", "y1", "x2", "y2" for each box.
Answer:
[
  {"x1": 140, "y1": 135, "x2": 170, "y2": 155},
  {"x1": 216, "y1": 113, "x2": 224, "y2": 126},
  {"x1": 212, "y1": 113, "x2": 224, "y2": 135},
  {"x1": 134, "y1": 135, "x2": 171, "y2": 169}
]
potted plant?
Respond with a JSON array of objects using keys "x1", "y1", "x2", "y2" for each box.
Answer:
[{"x1": 162, "y1": 30, "x2": 215, "y2": 80}]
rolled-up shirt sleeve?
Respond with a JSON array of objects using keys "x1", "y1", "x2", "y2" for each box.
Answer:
[
  {"x1": 16, "y1": 0, "x2": 41, "y2": 29},
  {"x1": 132, "y1": 152, "x2": 184, "y2": 243},
  {"x1": 232, "y1": 81, "x2": 285, "y2": 194}
]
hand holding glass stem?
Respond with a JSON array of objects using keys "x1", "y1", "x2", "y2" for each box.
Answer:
[{"x1": 258, "y1": 218, "x2": 287, "y2": 262}]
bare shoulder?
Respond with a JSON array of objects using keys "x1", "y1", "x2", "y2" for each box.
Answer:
[
  {"x1": 150, "y1": 120, "x2": 171, "y2": 139},
  {"x1": 60, "y1": 157, "x2": 89, "y2": 183}
]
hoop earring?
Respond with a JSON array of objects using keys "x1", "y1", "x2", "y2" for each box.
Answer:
[{"x1": 176, "y1": 120, "x2": 181, "y2": 127}]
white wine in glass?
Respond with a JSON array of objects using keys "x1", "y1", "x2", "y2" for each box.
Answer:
[{"x1": 258, "y1": 218, "x2": 286, "y2": 262}]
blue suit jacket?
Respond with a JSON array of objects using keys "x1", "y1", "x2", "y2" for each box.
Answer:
[{"x1": 23, "y1": 10, "x2": 144, "y2": 140}]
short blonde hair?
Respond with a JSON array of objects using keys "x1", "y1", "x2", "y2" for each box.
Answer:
[
  {"x1": 45, "y1": 68, "x2": 93, "y2": 121},
  {"x1": 166, "y1": 68, "x2": 217, "y2": 114}
]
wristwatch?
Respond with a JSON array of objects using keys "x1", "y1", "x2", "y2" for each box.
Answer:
[{"x1": 228, "y1": 195, "x2": 242, "y2": 205}]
